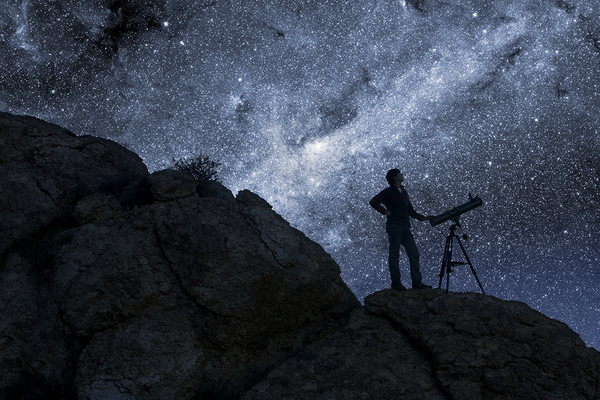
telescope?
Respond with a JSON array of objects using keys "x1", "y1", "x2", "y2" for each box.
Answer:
[
  {"x1": 432, "y1": 193, "x2": 485, "y2": 294},
  {"x1": 429, "y1": 194, "x2": 483, "y2": 227}
]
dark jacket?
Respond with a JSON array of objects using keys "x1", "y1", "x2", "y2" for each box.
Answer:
[{"x1": 370, "y1": 185, "x2": 425, "y2": 227}]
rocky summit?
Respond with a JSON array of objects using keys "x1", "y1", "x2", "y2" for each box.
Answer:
[{"x1": 1, "y1": 111, "x2": 598, "y2": 400}]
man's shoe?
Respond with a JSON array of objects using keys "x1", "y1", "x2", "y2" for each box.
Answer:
[
  {"x1": 412, "y1": 283, "x2": 432, "y2": 290},
  {"x1": 392, "y1": 283, "x2": 407, "y2": 291}
]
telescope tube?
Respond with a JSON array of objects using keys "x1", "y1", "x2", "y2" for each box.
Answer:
[{"x1": 429, "y1": 195, "x2": 483, "y2": 227}]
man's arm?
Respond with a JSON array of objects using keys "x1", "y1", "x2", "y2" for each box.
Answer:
[
  {"x1": 408, "y1": 201, "x2": 430, "y2": 221},
  {"x1": 369, "y1": 189, "x2": 389, "y2": 215}
]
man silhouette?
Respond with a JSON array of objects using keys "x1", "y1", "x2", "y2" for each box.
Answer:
[{"x1": 370, "y1": 169, "x2": 433, "y2": 291}]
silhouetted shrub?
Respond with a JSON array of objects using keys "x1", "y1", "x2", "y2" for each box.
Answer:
[{"x1": 172, "y1": 154, "x2": 221, "y2": 182}]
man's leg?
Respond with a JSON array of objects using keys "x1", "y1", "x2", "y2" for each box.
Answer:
[
  {"x1": 386, "y1": 224, "x2": 403, "y2": 288},
  {"x1": 402, "y1": 227, "x2": 424, "y2": 287}
]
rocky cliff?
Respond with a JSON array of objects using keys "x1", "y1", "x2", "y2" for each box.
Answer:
[{"x1": 1, "y1": 112, "x2": 598, "y2": 400}]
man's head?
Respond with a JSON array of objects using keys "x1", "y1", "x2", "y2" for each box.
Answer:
[
  {"x1": 385, "y1": 168, "x2": 404, "y2": 188},
  {"x1": 386, "y1": 169, "x2": 400, "y2": 185}
]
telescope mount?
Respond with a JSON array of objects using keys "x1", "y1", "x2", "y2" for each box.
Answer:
[{"x1": 438, "y1": 217, "x2": 485, "y2": 294}]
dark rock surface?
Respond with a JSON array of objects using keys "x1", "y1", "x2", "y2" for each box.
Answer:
[
  {"x1": 0, "y1": 111, "x2": 148, "y2": 256},
  {"x1": 0, "y1": 112, "x2": 358, "y2": 399},
  {"x1": 364, "y1": 289, "x2": 600, "y2": 400},
  {"x1": 1, "y1": 112, "x2": 598, "y2": 399},
  {"x1": 242, "y1": 306, "x2": 447, "y2": 400},
  {"x1": 243, "y1": 289, "x2": 600, "y2": 400}
]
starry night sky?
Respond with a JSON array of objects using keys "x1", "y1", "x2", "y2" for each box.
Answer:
[{"x1": 1, "y1": 0, "x2": 599, "y2": 348}]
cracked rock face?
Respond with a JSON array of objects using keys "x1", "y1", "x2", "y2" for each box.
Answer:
[
  {"x1": 364, "y1": 289, "x2": 600, "y2": 400},
  {"x1": 242, "y1": 306, "x2": 448, "y2": 400},
  {"x1": 0, "y1": 112, "x2": 359, "y2": 399},
  {"x1": 0, "y1": 112, "x2": 148, "y2": 256},
  {"x1": 244, "y1": 289, "x2": 600, "y2": 400}
]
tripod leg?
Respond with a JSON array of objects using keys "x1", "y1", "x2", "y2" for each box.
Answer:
[
  {"x1": 446, "y1": 238, "x2": 453, "y2": 292},
  {"x1": 455, "y1": 237, "x2": 485, "y2": 295},
  {"x1": 438, "y1": 236, "x2": 451, "y2": 289}
]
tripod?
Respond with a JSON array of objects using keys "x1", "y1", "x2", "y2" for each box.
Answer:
[{"x1": 438, "y1": 218, "x2": 485, "y2": 294}]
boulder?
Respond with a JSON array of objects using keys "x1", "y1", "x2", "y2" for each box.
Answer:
[
  {"x1": 0, "y1": 112, "x2": 148, "y2": 255},
  {"x1": 197, "y1": 179, "x2": 235, "y2": 202},
  {"x1": 0, "y1": 112, "x2": 359, "y2": 399},
  {"x1": 242, "y1": 306, "x2": 447, "y2": 399},
  {"x1": 243, "y1": 289, "x2": 600, "y2": 399},
  {"x1": 364, "y1": 289, "x2": 600, "y2": 400},
  {"x1": 147, "y1": 169, "x2": 198, "y2": 201}
]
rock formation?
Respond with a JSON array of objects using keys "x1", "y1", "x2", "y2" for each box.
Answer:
[
  {"x1": 0, "y1": 112, "x2": 359, "y2": 399},
  {"x1": 363, "y1": 290, "x2": 600, "y2": 399},
  {"x1": 0, "y1": 112, "x2": 149, "y2": 256},
  {"x1": 245, "y1": 290, "x2": 600, "y2": 399},
  {"x1": 1, "y1": 112, "x2": 598, "y2": 399}
]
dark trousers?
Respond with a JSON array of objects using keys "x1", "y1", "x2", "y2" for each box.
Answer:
[{"x1": 386, "y1": 224, "x2": 422, "y2": 287}]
